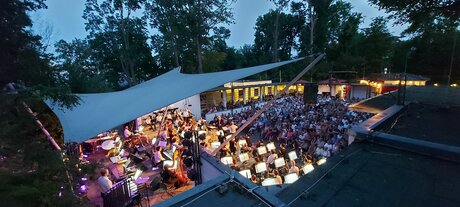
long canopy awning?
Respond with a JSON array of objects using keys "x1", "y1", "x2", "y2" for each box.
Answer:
[{"x1": 46, "y1": 58, "x2": 303, "y2": 142}]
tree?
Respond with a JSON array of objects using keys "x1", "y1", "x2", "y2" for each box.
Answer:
[
  {"x1": 146, "y1": 0, "x2": 234, "y2": 73},
  {"x1": 54, "y1": 39, "x2": 113, "y2": 93},
  {"x1": 83, "y1": 0, "x2": 156, "y2": 87},
  {"x1": 359, "y1": 17, "x2": 396, "y2": 74},
  {"x1": 145, "y1": 0, "x2": 188, "y2": 70},
  {"x1": 254, "y1": 11, "x2": 304, "y2": 62},
  {"x1": 0, "y1": 1, "x2": 81, "y2": 206},
  {"x1": 369, "y1": 0, "x2": 460, "y2": 33},
  {"x1": 269, "y1": 0, "x2": 291, "y2": 62}
]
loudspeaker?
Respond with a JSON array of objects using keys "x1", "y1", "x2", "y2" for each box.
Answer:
[{"x1": 304, "y1": 83, "x2": 318, "y2": 104}]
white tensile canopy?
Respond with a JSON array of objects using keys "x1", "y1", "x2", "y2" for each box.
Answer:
[{"x1": 46, "y1": 58, "x2": 303, "y2": 142}]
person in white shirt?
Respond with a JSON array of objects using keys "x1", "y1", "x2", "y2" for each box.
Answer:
[
  {"x1": 266, "y1": 150, "x2": 278, "y2": 168},
  {"x1": 228, "y1": 121, "x2": 238, "y2": 134},
  {"x1": 97, "y1": 168, "x2": 113, "y2": 194},
  {"x1": 123, "y1": 125, "x2": 133, "y2": 139}
]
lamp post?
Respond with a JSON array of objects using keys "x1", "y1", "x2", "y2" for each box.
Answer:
[{"x1": 402, "y1": 47, "x2": 416, "y2": 104}]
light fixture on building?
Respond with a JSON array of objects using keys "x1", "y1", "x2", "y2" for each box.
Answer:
[{"x1": 434, "y1": 83, "x2": 439, "y2": 86}]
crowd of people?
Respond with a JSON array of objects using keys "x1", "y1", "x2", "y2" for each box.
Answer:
[
  {"x1": 207, "y1": 93, "x2": 373, "y2": 184},
  {"x1": 96, "y1": 93, "x2": 373, "y2": 194},
  {"x1": 204, "y1": 95, "x2": 276, "y2": 114}
]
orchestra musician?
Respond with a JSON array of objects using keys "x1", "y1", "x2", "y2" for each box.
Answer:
[
  {"x1": 123, "y1": 125, "x2": 133, "y2": 139},
  {"x1": 154, "y1": 146, "x2": 165, "y2": 169},
  {"x1": 161, "y1": 164, "x2": 179, "y2": 188}
]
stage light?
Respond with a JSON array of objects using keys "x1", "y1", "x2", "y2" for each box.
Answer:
[
  {"x1": 317, "y1": 158, "x2": 327, "y2": 165},
  {"x1": 302, "y1": 164, "x2": 314, "y2": 174}
]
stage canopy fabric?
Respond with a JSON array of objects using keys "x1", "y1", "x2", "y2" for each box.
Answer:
[{"x1": 46, "y1": 58, "x2": 303, "y2": 142}]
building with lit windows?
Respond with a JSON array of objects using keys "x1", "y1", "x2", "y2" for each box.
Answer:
[{"x1": 359, "y1": 73, "x2": 429, "y2": 94}]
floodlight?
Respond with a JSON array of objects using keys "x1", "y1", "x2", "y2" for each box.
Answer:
[{"x1": 284, "y1": 173, "x2": 299, "y2": 184}]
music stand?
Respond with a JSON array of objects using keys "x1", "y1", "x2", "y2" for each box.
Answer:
[
  {"x1": 239, "y1": 169, "x2": 251, "y2": 179},
  {"x1": 239, "y1": 153, "x2": 249, "y2": 162},
  {"x1": 302, "y1": 164, "x2": 314, "y2": 174},
  {"x1": 266, "y1": 142, "x2": 276, "y2": 151},
  {"x1": 288, "y1": 151, "x2": 298, "y2": 161},
  {"x1": 257, "y1": 146, "x2": 267, "y2": 155},
  {"x1": 158, "y1": 140, "x2": 167, "y2": 147},
  {"x1": 238, "y1": 139, "x2": 247, "y2": 148},
  {"x1": 211, "y1": 141, "x2": 221, "y2": 149},
  {"x1": 132, "y1": 169, "x2": 143, "y2": 180},
  {"x1": 255, "y1": 162, "x2": 267, "y2": 173},
  {"x1": 261, "y1": 178, "x2": 277, "y2": 186},
  {"x1": 284, "y1": 173, "x2": 299, "y2": 184},
  {"x1": 274, "y1": 158, "x2": 285, "y2": 168},
  {"x1": 216, "y1": 130, "x2": 225, "y2": 136},
  {"x1": 220, "y1": 156, "x2": 233, "y2": 165}
]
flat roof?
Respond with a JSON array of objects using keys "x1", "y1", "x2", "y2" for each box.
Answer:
[
  {"x1": 276, "y1": 142, "x2": 460, "y2": 207},
  {"x1": 385, "y1": 103, "x2": 460, "y2": 147}
]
